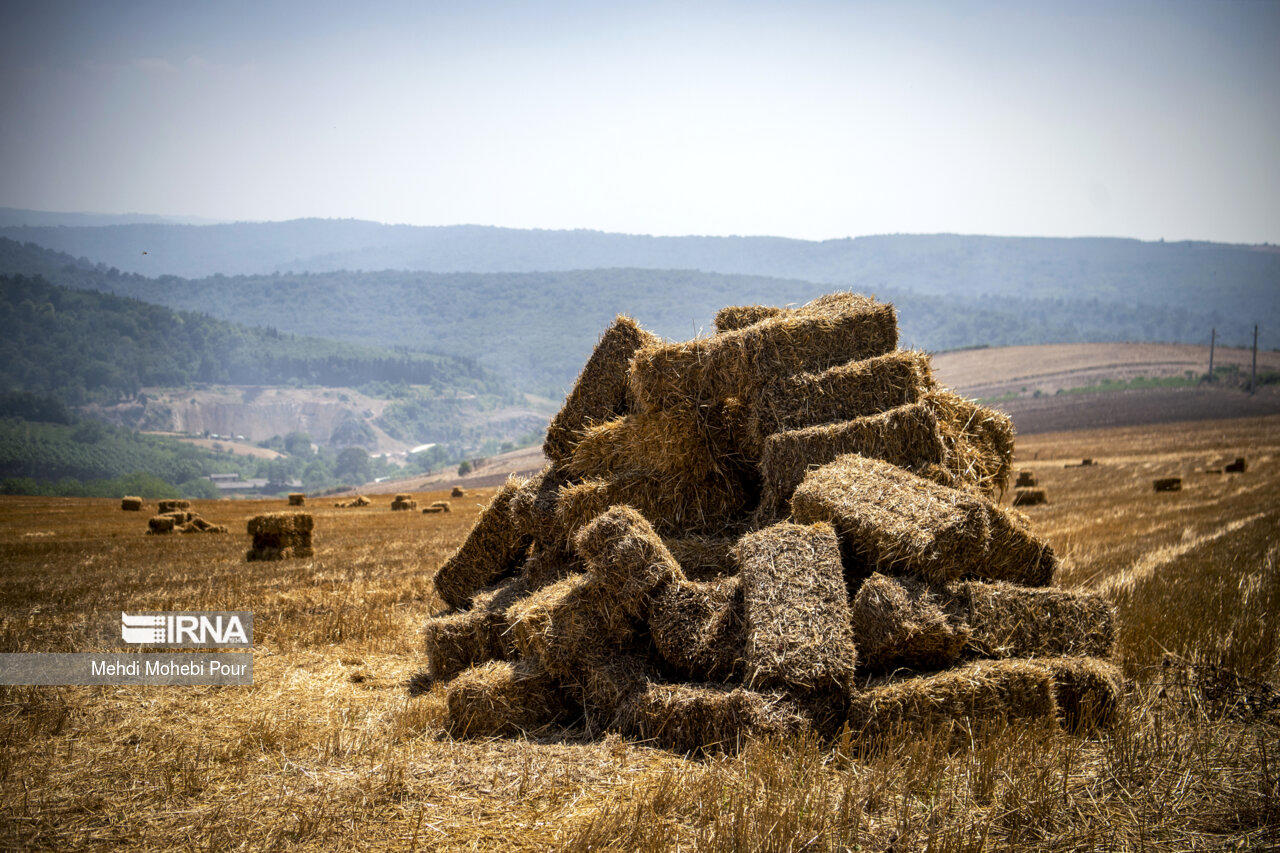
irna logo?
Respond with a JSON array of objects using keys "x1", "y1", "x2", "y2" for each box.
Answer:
[{"x1": 120, "y1": 612, "x2": 252, "y2": 647}]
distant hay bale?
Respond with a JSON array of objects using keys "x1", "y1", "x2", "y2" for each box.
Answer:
[
  {"x1": 245, "y1": 512, "x2": 314, "y2": 560},
  {"x1": 451, "y1": 486, "x2": 467, "y2": 497},
  {"x1": 146, "y1": 515, "x2": 176, "y2": 535},
  {"x1": 573, "y1": 506, "x2": 686, "y2": 618},
  {"x1": 628, "y1": 293, "x2": 898, "y2": 413},
  {"x1": 714, "y1": 304, "x2": 786, "y2": 332},
  {"x1": 1225, "y1": 457, "x2": 1247, "y2": 473},
  {"x1": 650, "y1": 575, "x2": 745, "y2": 681},
  {"x1": 390, "y1": 493, "x2": 418, "y2": 510},
  {"x1": 121, "y1": 496, "x2": 143, "y2": 511},
  {"x1": 1012, "y1": 489, "x2": 1048, "y2": 506},
  {"x1": 422, "y1": 575, "x2": 526, "y2": 683},
  {"x1": 662, "y1": 534, "x2": 738, "y2": 581},
  {"x1": 757, "y1": 401, "x2": 947, "y2": 518},
  {"x1": 557, "y1": 472, "x2": 751, "y2": 539},
  {"x1": 846, "y1": 659, "x2": 1058, "y2": 743},
  {"x1": 505, "y1": 572, "x2": 635, "y2": 679},
  {"x1": 751, "y1": 350, "x2": 935, "y2": 442},
  {"x1": 790, "y1": 455, "x2": 1057, "y2": 587},
  {"x1": 287, "y1": 493, "x2": 305, "y2": 506},
  {"x1": 924, "y1": 391, "x2": 1015, "y2": 495},
  {"x1": 177, "y1": 515, "x2": 227, "y2": 534},
  {"x1": 157, "y1": 499, "x2": 190, "y2": 514},
  {"x1": 163, "y1": 510, "x2": 195, "y2": 523},
  {"x1": 735, "y1": 522, "x2": 856, "y2": 715},
  {"x1": 1153, "y1": 477, "x2": 1182, "y2": 492},
  {"x1": 1015, "y1": 471, "x2": 1037, "y2": 488},
  {"x1": 1038, "y1": 656, "x2": 1124, "y2": 730},
  {"x1": 849, "y1": 573, "x2": 970, "y2": 672},
  {"x1": 430, "y1": 500, "x2": 452, "y2": 512},
  {"x1": 433, "y1": 478, "x2": 528, "y2": 609},
  {"x1": 944, "y1": 581, "x2": 1116, "y2": 659},
  {"x1": 333, "y1": 495, "x2": 371, "y2": 508},
  {"x1": 625, "y1": 681, "x2": 809, "y2": 754},
  {"x1": 444, "y1": 658, "x2": 564, "y2": 738},
  {"x1": 422, "y1": 506, "x2": 445, "y2": 514},
  {"x1": 544, "y1": 315, "x2": 660, "y2": 462}
]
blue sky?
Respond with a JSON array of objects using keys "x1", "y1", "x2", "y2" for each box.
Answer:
[{"x1": 1, "y1": 0, "x2": 1277, "y2": 242}]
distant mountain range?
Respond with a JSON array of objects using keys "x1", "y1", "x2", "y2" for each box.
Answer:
[{"x1": 0, "y1": 207, "x2": 223, "y2": 228}]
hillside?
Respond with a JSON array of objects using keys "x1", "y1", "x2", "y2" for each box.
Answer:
[
  {"x1": 0, "y1": 239, "x2": 1257, "y2": 399},
  {"x1": 0, "y1": 220, "x2": 1274, "y2": 351}
]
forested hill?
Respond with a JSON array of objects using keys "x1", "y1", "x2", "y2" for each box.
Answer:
[
  {"x1": 0, "y1": 273, "x2": 499, "y2": 405},
  {"x1": 0, "y1": 240, "x2": 1247, "y2": 399}
]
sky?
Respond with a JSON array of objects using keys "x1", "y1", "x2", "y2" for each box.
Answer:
[{"x1": 0, "y1": 0, "x2": 1277, "y2": 243}]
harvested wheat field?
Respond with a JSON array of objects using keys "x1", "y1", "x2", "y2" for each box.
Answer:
[{"x1": 2, "y1": 318, "x2": 1279, "y2": 848}]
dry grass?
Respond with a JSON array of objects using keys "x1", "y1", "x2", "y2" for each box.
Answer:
[{"x1": 1, "y1": 416, "x2": 1278, "y2": 850}]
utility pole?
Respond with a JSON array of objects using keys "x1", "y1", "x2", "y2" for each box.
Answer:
[
  {"x1": 1209, "y1": 328, "x2": 1215, "y2": 381},
  {"x1": 1250, "y1": 325, "x2": 1258, "y2": 394}
]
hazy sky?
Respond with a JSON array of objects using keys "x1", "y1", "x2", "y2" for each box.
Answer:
[{"x1": 1, "y1": 0, "x2": 1277, "y2": 242}]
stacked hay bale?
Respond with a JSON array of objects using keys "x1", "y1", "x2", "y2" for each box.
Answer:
[
  {"x1": 288, "y1": 493, "x2": 306, "y2": 506},
  {"x1": 390, "y1": 494, "x2": 417, "y2": 511},
  {"x1": 246, "y1": 512, "x2": 313, "y2": 560},
  {"x1": 146, "y1": 509, "x2": 226, "y2": 534},
  {"x1": 422, "y1": 500, "x2": 451, "y2": 514},
  {"x1": 157, "y1": 499, "x2": 190, "y2": 514},
  {"x1": 419, "y1": 293, "x2": 1121, "y2": 752}
]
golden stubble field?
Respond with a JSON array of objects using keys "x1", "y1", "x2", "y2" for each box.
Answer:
[{"x1": 2, "y1": 415, "x2": 1279, "y2": 850}]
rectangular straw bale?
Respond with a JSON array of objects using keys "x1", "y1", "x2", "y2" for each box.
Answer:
[
  {"x1": 734, "y1": 522, "x2": 857, "y2": 705},
  {"x1": 573, "y1": 654, "x2": 661, "y2": 733},
  {"x1": 557, "y1": 472, "x2": 752, "y2": 539},
  {"x1": 444, "y1": 658, "x2": 564, "y2": 738},
  {"x1": 178, "y1": 516, "x2": 227, "y2": 533},
  {"x1": 429, "y1": 500, "x2": 451, "y2": 512},
  {"x1": 544, "y1": 315, "x2": 659, "y2": 462},
  {"x1": 519, "y1": 541, "x2": 581, "y2": 591},
  {"x1": 751, "y1": 350, "x2": 935, "y2": 440},
  {"x1": 924, "y1": 391, "x2": 1015, "y2": 495},
  {"x1": 650, "y1": 575, "x2": 745, "y2": 681},
  {"x1": 573, "y1": 505, "x2": 686, "y2": 617},
  {"x1": 943, "y1": 581, "x2": 1116, "y2": 659},
  {"x1": 246, "y1": 512, "x2": 313, "y2": 560},
  {"x1": 850, "y1": 573, "x2": 970, "y2": 672},
  {"x1": 504, "y1": 572, "x2": 634, "y2": 679},
  {"x1": 157, "y1": 499, "x2": 190, "y2": 513},
  {"x1": 147, "y1": 515, "x2": 175, "y2": 534},
  {"x1": 791, "y1": 455, "x2": 1058, "y2": 587},
  {"x1": 1037, "y1": 656, "x2": 1124, "y2": 730},
  {"x1": 390, "y1": 496, "x2": 417, "y2": 510},
  {"x1": 163, "y1": 510, "x2": 195, "y2": 523},
  {"x1": 629, "y1": 293, "x2": 898, "y2": 412},
  {"x1": 287, "y1": 493, "x2": 305, "y2": 506},
  {"x1": 1015, "y1": 471, "x2": 1037, "y2": 488},
  {"x1": 757, "y1": 400, "x2": 948, "y2": 518},
  {"x1": 1012, "y1": 489, "x2": 1048, "y2": 506},
  {"x1": 433, "y1": 478, "x2": 528, "y2": 609},
  {"x1": 422, "y1": 575, "x2": 527, "y2": 683},
  {"x1": 508, "y1": 464, "x2": 574, "y2": 547},
  {"x1": 625, "y1": 682, "x2": 809, "y2": 754},
  {"x1": 121, "y1": 496, "x2": 143, "y2": 511},
  {"x1": 846, "y1": 659, "x2": 1058, "y2": 743},
  {"x1": 714, "y1": 304, "x2": 786, "y2": 332},
  {"x1": 661, "y1": 534, "x2": 738, "y2": 581}
]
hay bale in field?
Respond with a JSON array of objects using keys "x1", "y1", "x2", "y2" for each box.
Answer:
[
  {"x1": 163, "y1": 510, "x2": 195, "y2": 523},
  {"x1": 451, "y1": 486, "x2": 467, "y2": 497},
  {"x1": 504, "y1": 572, "x2": 636, "y2": 678},
  {"x1": 544, "y1": 316, "x2": 660, "y2": 462},
  {"x1": 757, "y1": 401, "x2": 947, "y2": 518},
  {"x1": 146, "y1": 515, "x2": 176, "y2": 535},
  {"x1": 574, "y1": 505, "x2": 686, "y2": 617},
  {"x1": 390, "y1": 494, "x2": 418, "y2": 510},
  {"x1": 735, "y1": 522, "x2": 856, "y2": 714},
  {"x1": 1012, "y1": 489, "x2": 1048, "y2": 506},
  {"x1": 177, "y1": 515, "x2": 227, "y2": 534},
  {"x1": 121, "y1": 496, "x2": 143, "y2": 511},
  {"x1": 714, "y1": 304, "x2": 787, "y2": 332},
  {"x1": 430, "y1": 500, "x2": 451, "y2": 512},
  {"x1": 444, "y1": 658, "x2": 565, "y2": 737},
  {"x1": 157, "y1": 499, "x2": 190, "y2": 513},
  {"x1": 1038, "y1": 656, "x2": 1123, "y2": 730},
  {"x1": 422, "y1": 506, "x2": 444, "y2": 514},
  {"x1": 334, "y1": 495, "x2": 371, "y2": 508},
  {"x1": 791, "y1": 455, "x2": 1057, "y2": 587},
  {"x1": 1153, "y1": 477, "x2": 1182, "y2": 492},
  {"x1": 423, "y1": 576, "x2": 526, "y2": 683},
  {"x1": 625, "y1": 681, "x2": 809, "y2": 754},
  {"x1": 245, "y1": 512, "x2": 313, "y2": 560},
  {"x1": 924, "y1": 391, "x2": 1015, "y2": 495},
  {"x1": 629, "y1": 292, "x2": 898, "y2": 413},
  {"x1": 287, "y1": 493, "x2": 305, "y2": 506},
  {"x1": 846, "y1": 659, "x2": 1058, "y2": 743},
  {"x1": 650, "y1": 575, "x2": 745, "y2": 681},
  {"x1": 850, "y1": 573, "x2": 969, "y2": 672},
  {"x1": 1225, "y1": 457, "x2": 1247, "y2": 473},
  {"x1": 662, "y1": 534, "x2": 738, "y2": 580},
  {"x1": 944, "y1": 581, "x2": 1116, "y2": 659},
  {"x1": 1015, "y1": 471, "x2": 1037, "y2": 488},
  {"x1": 433, "y1": 478, "x2": 528, "y2": 609},
  {"x1": 751, "y1": 350, "x2": 935, "y2": 441}
]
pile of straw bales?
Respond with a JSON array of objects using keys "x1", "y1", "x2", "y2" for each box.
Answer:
[
  {"x1": 391, "y1": 493, "x2": 418, "y2": 511},
  {"x1": 145, "y1": 507, "x2": 227, "y2": 535},
  {"x1": 420, "y1": 294, "x2": 1121, "y2": 751},
  {"x1": 334, "y1": 495, "x2": 371, "y2": 508}
]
